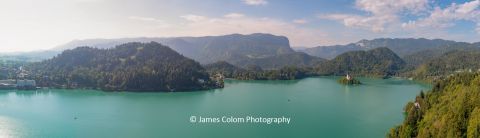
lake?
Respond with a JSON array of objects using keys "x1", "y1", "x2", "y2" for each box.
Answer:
[{"x1": 0, "y1": 77, "x2": 430, "y2": 138}]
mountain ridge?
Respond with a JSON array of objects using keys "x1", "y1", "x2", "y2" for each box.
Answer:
[
  {"x1": 301, "y1": 38, "x2": 477, "y2": 59},
  {"x1": 53, "y1": 33, "x2": 330, "y2": 69}
]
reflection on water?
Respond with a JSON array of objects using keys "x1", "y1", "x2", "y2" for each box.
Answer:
[
  {"x1": 0, "y1": 116, "x2": 21, "y2": 138},
  {"x1": 0, "y1": 77, "x2": 431, "y2": 138},
  {"x1": 224, "y1": 78, "x2": 302, "y2": 85}
]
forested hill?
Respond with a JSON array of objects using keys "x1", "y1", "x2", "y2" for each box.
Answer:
[
  {"x1": 28, "y1": 42, "x2": 218, "y2": 92},
  {"x1": 389, "y1": 73, "x2": 480, "y2": 138},
  {"x1": 204, "y1": 61, "x2": 314, "y2": 80},
  {"x1": 315, "y1": 47, "x2": 405, "y2": 77},
  {"x1": 409, "y1": 50, "x2": 480, "y2": 80},
  {"x1": 402, "y1": 43, "x2": 480, "y2": 68}
]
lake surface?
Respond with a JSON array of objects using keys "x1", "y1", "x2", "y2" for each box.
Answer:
[{"x1": 0, "y1": 77, "x2": 430, "y2": 138}]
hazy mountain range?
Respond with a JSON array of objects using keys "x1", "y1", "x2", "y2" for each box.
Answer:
[
  {"x1": 56, "y1": 33, "x2": 296, "y2": 65},
  {"x1": 299, "y1": 38, "x2": 479, "y2": 59},
  {"x1": 3, "y1": 33, "x2": 480, "y2": 70},
  {"x1": 51, "y1": 33, "x2": 331, "y2": 69}
]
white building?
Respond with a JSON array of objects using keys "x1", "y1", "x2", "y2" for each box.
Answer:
[
  {"x1": 346, "y1": 74, "x2": 352, "y2": 80},
  {"x1": 0, "y1": 79, "x2": 16, "y2": 85},
  {"x1": 16, "y1": 80, "x2": 36, "y2": 87}
]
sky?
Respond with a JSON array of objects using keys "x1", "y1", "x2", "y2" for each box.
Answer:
[{"x1": 0, "y1": 0, "x2": 480, "y2": 52}]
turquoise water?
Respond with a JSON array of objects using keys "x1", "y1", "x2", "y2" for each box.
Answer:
[{"x1": 0, "y1": 77, "x2": 430, "y2": 138}]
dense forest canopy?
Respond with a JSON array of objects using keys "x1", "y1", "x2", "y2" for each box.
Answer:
[
  {"x1": 27, "y1": 42, "x2": 219, "y2": 92},
  {"x1": 402, "y1": 43, "x2": 480, "y2": 68},
  {"x1": 406, "y1": 50, "x2": 480, "y2": 81},
  {"x1": 389, "y1": 73, "x2": 480, "y2": 138},
  {"x1": 204, "y1": 61, "x2": 314, "y2": 80}
]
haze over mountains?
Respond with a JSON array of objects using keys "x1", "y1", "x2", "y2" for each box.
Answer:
[
  {"x1": 52, "y1": 33, "x2": 330, "y2": 69},
  {"x1": 4, "y1": 33, "x2": 480, "y2": 72},
  {"x1": 299, "y1": 38, "x2": 479, "y2": 59},
  {"x1": 56, "y1": 33, "x2": 296, "y2": 66},
  {"x1": 56, "y1": 34, "x2": 480, "y2": 60},
  {"x1": 4, "y1": 32, "x2": 480, "y2": 91}
]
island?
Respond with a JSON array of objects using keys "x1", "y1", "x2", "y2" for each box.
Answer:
[{"x1": 337, "y1": 74, "x2": 361, "y2": 85}]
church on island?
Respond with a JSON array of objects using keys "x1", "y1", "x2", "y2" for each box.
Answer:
[
  {"x1": 338, "y1": 73, "x2": 361, "y2": 85},
  {"x1": 346, "y1": 74, "x2": 352, "y2": 80}
]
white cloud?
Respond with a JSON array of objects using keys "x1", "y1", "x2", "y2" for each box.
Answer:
[
  {"x1": 292, "y1": 19, "x2": 308, "y2": 24},
  {"x1": 320, "y1": 14, "x2": 395, "y2": 32},
  {"x1": 128, "y1": 16, "x2": 164, "y2": 22},
  {"x1": 128, "y1": 16, "x2": 170, "y2": 29},
  {"x1": 323, "y1": 0, "x2": 480, "y2": 35},
  {"x1": 243, "y1": 0, "x2": 267, "y2": 6},
  {"x1": 457, "y1": 0, "x2": 480, "y2": 14},
  {"x1": 224, "y1": 13, "x2": 245, "y2": 18},
  {"x1": 402, "y1": 0, "x2": 480, "y2": 32},
  {"x1": 321, "y1": 0, "x2": 428, "y2": 32},
  {"x1": 477, "y1": 23, "x2": 480, "y2": 33},
  {"x1": 180, "y1": 14, "x2": 207, "y2": 22},
  {"x1": 355, "y1": 0, "x2": 428, "y2": 15}
]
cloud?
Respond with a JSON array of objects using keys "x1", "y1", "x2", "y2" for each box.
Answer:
[
  {"x1": 321, "y1": 0, "x2": 429, "y2": 32},
  {"x1": 355, "y1": 0, "x2": 428, "y2": 15},
  {"x1": 402, "y1": 0, "x2": 480, "y2": 33},
  {"x1": 320, "y1": 13, "x2": 395, "y2": 32},
  {"x1": 322, "y1": 0, "x2": 480, "y2": 35},
  {"x1": 243, "y1": 0, "x2": 267, "y2": 6},
  {"x1": 292, "y1": 19, "x2": 307, "y2": 24},
  {"x1": 477, "y1": 23, "x2": 480, "y2": 33},
  {"x1": 224, "y1": 13, "x2": 245, "y2": 18},
  {"x1": 128, "y1": 16, "x2": 164, "y2": 22},
  {"x1": 128, "y1": 16, "x2": 170, "y2": 28},
  {"x1": 457, "y1": 0, "x2": 480, "y2": 14},
  {"x1": 180, "y1": 14, "x2": 207, "y2": 22}
]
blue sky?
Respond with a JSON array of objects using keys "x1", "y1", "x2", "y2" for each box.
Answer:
[{"x1": 0, "y1": 0, "x2": 479, "y2": 52}]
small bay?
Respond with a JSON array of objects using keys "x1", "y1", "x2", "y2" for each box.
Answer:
[{"x1": 0, "y1": 76, "x2": 429, "y2": 138}]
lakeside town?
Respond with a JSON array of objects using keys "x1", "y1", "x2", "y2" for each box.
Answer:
[{"x1": 0, "y1": 62, "x2": 37, "y2": 90}]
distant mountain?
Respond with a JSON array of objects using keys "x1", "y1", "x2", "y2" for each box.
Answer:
[
  {"x1": 411, "y1": 50, "x2": 480, "y2": 79},
  {"x1": 302, "y1": 38, "x2": 471, "y2": 59},
  {"x1": 474, "y1": 42, "x2": 480, "y2": 46},
  {"x1": 291, "y1": 46, "x2": 309, "y2": 51},
  {"x1": 56, "y1": 33, "x2": 296, "y2": 64},
  {"x1": 300, "y1": 44, "x2": 363, "y2": 59},
  {"x1": 316, "y1": 47, "x2": 405, "y2": 76},
  {"x1": 403, "y1": 43, "x2": 480, "y2": 68},
  {"x1": 0, "y1": 50, "x2": 60, "y2": 62},
  {"x1": 29, "y1": 42, "x2": 218, "y2": 92}
]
